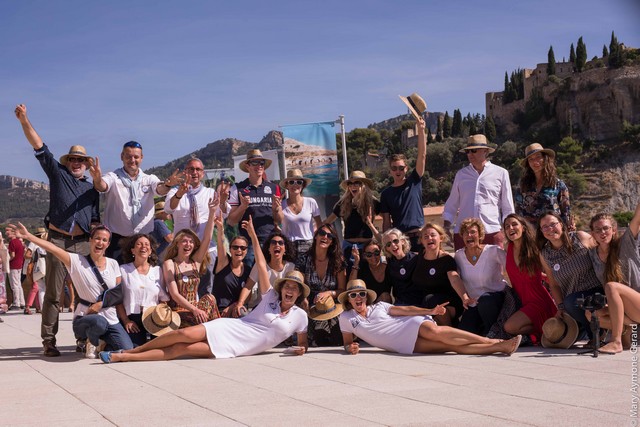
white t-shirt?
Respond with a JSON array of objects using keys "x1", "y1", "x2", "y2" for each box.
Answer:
[
  {"x1": 120, "y1": 263, "x2": 169, "y2": 315},
  {"x1": 204, "y1": 288, "x2": 307, "y2": 359},
  {"x1": 101, "y1": 170, "x2": 161, "y2": 235},
  {"x1": 339, "y1": 301, "x2": 432, "y2": 354},
  {"x1": 281, "y1": 197, "x2": 320, "y2": 241},
  {"x1": 454, "y1": 244, "x2": 508, "y2": 300},
  {"x1": 69, "y1": 253, "x2": 121, "y2": 325}
]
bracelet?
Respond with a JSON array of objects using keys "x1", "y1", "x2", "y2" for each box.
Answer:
[
  {"x1": 174, "y1": 194, "x2": 183, "y2": 199},
  {"x1": 351, "y1": 266, "x2": 359, "y2": 270}
]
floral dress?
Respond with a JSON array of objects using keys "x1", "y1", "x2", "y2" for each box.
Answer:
[
  {"x1": 170, "y1": 261, "x2": 219, "y2": 327},
  {"x1": 515, "y1": 178, "x2": 573, "y2": 229}
]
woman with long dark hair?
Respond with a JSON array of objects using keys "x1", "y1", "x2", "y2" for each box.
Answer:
[{"x1": 349, "y1": 239, "x2": 392, "y2": 304}]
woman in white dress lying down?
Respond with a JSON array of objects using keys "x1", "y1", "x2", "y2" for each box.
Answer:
[
  {"x1": 99, "y1": 215, "x2": 309, "y2": 363},
  {"x1": 338, "y1": 279, "x2": 522, "y2": 356}
]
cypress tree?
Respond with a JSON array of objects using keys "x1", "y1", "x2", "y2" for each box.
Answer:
[
  {"x1": 452, "y1": 109, "x2": 462, "y2": 137},
  {"x1": 602, "y1": 44, "x2": 608, "y2": 57},
  {"x1": 547, "y1": 46, "x2": 556, "y2": 76},
  {"x1": 485, "y1": 115, "x2": 496, "y2": 142},
  {"x1": 443, "y1": 111, "x2": 452, "y2": 138},
  {"x1": 576, "y1": 37, "x2": 587, "y2": 72},
  {"x1": 427, "y1": 128, "x2": 434, "y2": 144},
  {"x1": 435, "y1": 115, "x2": 443, "y2": 142},
  {"x1": 569, "y1": 43, "x2": 576, "y2": 64}
]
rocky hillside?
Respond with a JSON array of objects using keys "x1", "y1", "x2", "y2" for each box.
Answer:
[
  {"x1": 369, "y1": 112, "x2": 442, "y2": 134},
  {"x1": 0, "y1": 176, "x2": 50, "y2": 226}
]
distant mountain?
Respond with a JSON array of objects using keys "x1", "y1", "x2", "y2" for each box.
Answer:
[
  {"x1": 368, "y1": 112, "x2": 443, "y2": 134},
  {"x1": 0, "y1": 175, "x2": 50, "y2": 226}
]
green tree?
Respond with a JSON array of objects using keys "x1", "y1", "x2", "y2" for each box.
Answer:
[
  {"x1": 602, "y1": 44, "x2": 608, "y2": 57},
  {"x1": 557, "y1": 136, "x2": 582, "y2": 166},
  {"x1": 452, "y1": 109, "x2": 463, "y2": 137},
  {"x1": 427, "y1": 128, "x2": 434, "y2": 144},
  {"x1": 443, "y1": 111, "x2": 452, "y2": 138},
  {"x1": 569, "y1": 43, "x2": 576, "y2": 64},
  {"x1": 608, "y1": 31, "x2": 624, "y2": 68},
  {"x1": 469, "y1": 117, "x2": 477, "y2": 135},
  {"x1": 485, "y1": 115, "x2": 496, "y2": 142},
  {"x1": 435, "y1": 115, "x2": 443, "y2": 142},
  {"x1": 576, "y1": 37, "x2": 587, "y2": 72},
  {"x1": 547, "y1": 46, "x2": 556, "y2": 76}
]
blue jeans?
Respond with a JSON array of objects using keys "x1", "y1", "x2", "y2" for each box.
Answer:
[
  {"x1": 563, "y1": 287, "x2": 604, "y2": 340},
  {"x1": 73, "y1": 314, "x2": 134, "y2": 351}
]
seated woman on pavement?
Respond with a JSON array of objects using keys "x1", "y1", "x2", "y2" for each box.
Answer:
[
  {"x1": 338, "y1": 279, "x2": 522, "y2": 356},
  {"x1": 411, "y1": 223, "x2": 463, "y2": 326},
  {"x1": 117, "y1": 233, "x2": 170, "y2": 346},
  {"x1": 454, "y1": 218, "x2": 508, "y2": 336},
  {"x1": 7, "y1": 223, "x2": 133, "y2": 357},
  {"x1": 348, "y1": 239, "x2": 392, "y2": 303},
  {"x1": 381, "y1": 228, "x2": 420, "y2": 306},
  {"x1": 235, "y1": 231, "x2": 296, "y2": 315},
  {"x1": 98, "y1": 216, "x2": 309, "y2": 363}
]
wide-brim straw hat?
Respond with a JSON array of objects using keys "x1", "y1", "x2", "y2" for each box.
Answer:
[
  {"x1": 308, "y1": 295, "x2": 344, "y2": 321},
  {"x1": 338, "y1": 279, "x2": 377, "y2": 305},
  {"x1": 521, "y1": 142, "x2": 556, "y2": 166},
  {"x1": 239, "y1": 149, "x2": 272, "y2": 173},
  {"x1": 280, "y1": 168, "x2": 312, "y2": 190},
  {"x1": 142, "y1": 303, "x2": 181, "y2": 336},
  {"x1": 59, "y1": 145, "x2": 92, "y2": 166},
  {"x1": 273, "y1": 270, "x2": 311, "y2": 299},
  {"x1": 398, "y1": 93, "x2": 427, "y2": 120},
  {"x1": 34, "y1": 227, "x2": 47, "y2": 237},
  {"x1": 541, "y1": 312, "x2": 579, "y2": 349},
  {"x1": 154, "y1": 201, "x2": 165, "y2": 213},
  {"x1": 459, "y1": 134, "x2": 496, "y2": 154},
  {"x1": 340, "y1": 170, "x2": 373, "y2": 190}
]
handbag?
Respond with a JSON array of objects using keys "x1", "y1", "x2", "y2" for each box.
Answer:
[
  {"x1": 32, "y1": 250, "x2": 47, "y2": 282},
  {"x1": 83, "y1": 256, "x2": 124, "y2": 308}
]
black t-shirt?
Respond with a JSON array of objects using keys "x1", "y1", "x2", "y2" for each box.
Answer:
[
  {"x1": 412, "y1": 252, "x2": 458, "y2": 294},
  {"x1": 357, "y1": 261, "x2": 392, "y2": 297},
  {"x1": 332, "y1": 200, "x2": 379, "y2": 239},
  {"x1": 387, "y1": 252, "x2": 420, "y2": 305},
  {"x1": 379, "y1": 169, "x2": 424, "y2": 232},
  {"x1": 212, "y1": 256, "x2": 251, "y2": 309}
]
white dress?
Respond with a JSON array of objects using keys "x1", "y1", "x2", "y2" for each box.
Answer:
[
  {"x1": 338, "y1": 302, "x2": 433, "y2": 354},
  {"x1": 204, "y1": 288, "x2": 307, "y2": 359}
]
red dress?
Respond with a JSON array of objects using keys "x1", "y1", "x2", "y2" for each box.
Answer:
[{"x1": 506, "y1": 244, "x2": 557, "y2": 344}]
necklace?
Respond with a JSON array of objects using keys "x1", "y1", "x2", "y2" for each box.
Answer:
[{"x1": 466, "y1": 247, "x2": 481, "y2": 262}]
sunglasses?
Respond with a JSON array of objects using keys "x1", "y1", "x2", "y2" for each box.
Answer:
[
  {"x1": 287, "y1": 179, "x2": 304, "y2": 186},
  {"x1": 385, "y1": 238, "x2": 400, "y2": 248},
  {"x1": 270, "y1": 240, "x2": 285, "y2": 246},
  {"x1": 248, "y1": 160, "x2": 266, "y2": 167},
  {"x1": 390, "y1": 165, "x2": 406, "y2": 171},
  {"x1": 363, "y1": 250, "x2": 381, "y2": 257},
  {"x1": 317, "y1": 229, "x2": 335, "y2": 239},
  {"x1": 231, "y1": 245, "x2": 248, "y2": 251},
  {"x1": 348, "y1": 291, "x2": 368, "y2": 299},
  {"x1": 67, "y1": 156, "x2": 87, "y2": 163},
  {"x1": 466, "y1": 149, "x2": 480, "y2": 154},
  {"x1": 123, "y1": 141, "x2": 142, "y2": 149},
  {"x1": 347, "y1": 181, "x2": 363, "y2": 186}
]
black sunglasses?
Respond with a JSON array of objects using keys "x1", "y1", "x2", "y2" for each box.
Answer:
[
  {"x1": 390, "y1": 165, "x2": 405, "y2": 171},
  {"x1": 231, "y1": 245, "x2": 248, "y2": 251},
  {"x1": 270, "y1": 240, "x2": 285, "y2": 246},
  {"x1": 317, "y1": 229, "x2": 334, "y2": 239},
  {"x1": 346, "y1": 181, "x2": 362, "y2": 186},
  {"x1": 466, "y1": 149, "x2": 479, "y2": 154},
  {"x1": 348, "y1": 291, "x2": 367, "y2": 299},
  {"x1": 123, "y1": 141, "x2": 142, "y2": 149},
  {"x1": 248, "y1": 160, "x2": 266, "y2": 167},
  {"x1": 363, "y1": 250, "x2": 381, "y2": 257},
  {"x1": 385, "y1": 239, "x2": 400, "y2": 248},
  {"x1": 287, "y1": 179, "x2": 304, "y2": 186}
]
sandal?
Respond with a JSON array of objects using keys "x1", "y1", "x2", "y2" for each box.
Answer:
[{"x1": 24, "y1": 307, "x2": 32, "y2": 315}]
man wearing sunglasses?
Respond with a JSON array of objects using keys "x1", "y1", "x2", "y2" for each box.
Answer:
[
  {"x1": 379, "y1": 116, "x2": 427, "y2": 252},
  {"x1": 15, "y1": 104, "x2": 100, "y2": 357},
  {"x1": 89, "y1": 141, "x2": 179, "y2": 262},
  {"x1": 228, "y1": 149, "x2": 283, "y2": 265},
  {"x1": 443, "y1": 134, "x2": 514, "y2": 249}
]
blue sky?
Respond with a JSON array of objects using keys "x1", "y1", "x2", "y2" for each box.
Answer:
[{"x1": 1, "y1": 0, "x2": 639, "y2": 181}]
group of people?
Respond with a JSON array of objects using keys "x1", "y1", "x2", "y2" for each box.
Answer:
[{"x1": 5, "y1": 95, "x2": 638, "y2": 365}]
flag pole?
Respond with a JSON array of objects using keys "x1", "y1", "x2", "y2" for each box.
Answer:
[{"x1": 337, "y1": 115, "x2": 348, "y2": 179}]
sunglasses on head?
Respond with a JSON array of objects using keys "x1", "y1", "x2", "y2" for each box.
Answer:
[
  {"x1": 270, "y1": 239, "x2": 285, "y2": 246},
  {"x1": 390, "y1": 165, "x2": 406, "y2": 171},
  {"x1": 348, "y1": 291, "x2": 368, "y2": 299},
  {"x1": 231, "y1": 245, "x2": 248, "y2": 251},
  {"x1": 363, "y1": 250, "x2": 381, "y2": 257},
  {"x1": 248, "y1": 160, "x2": 266, "y2": 167},
  {"x1": 123, "y1": 141, "x2": 142, "y2": 149},
  {"x1": 385, "y1": 238, "x2": 400, "y2": 248},
  {"x1": 287, "y1": 179, "x2": 304, "y2": 186},
  {"x1": 317, "y1": 229, "x2": 334, "y2": 239}
]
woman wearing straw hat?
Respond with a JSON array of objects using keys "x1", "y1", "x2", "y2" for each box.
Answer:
[
  {"x1": 324, "y1": 170, "x2": 380, "y2": 270},
  {"x1": 98, "y1": 216, "x2": 310, "y2": 363},
  {"x1": 338, "y1": 280, "x2": 522, "y2": 356},
  {"x1": 280, "y1": 169, "x2": 322, "y2": 256},
  {"x1": 516, "y1": 143, "x2": 574, "y2": 231}
]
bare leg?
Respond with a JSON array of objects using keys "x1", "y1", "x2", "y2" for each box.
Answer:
[
  {"x1": 600, "y1": 282, "x2": 640, "y2": 354},
  {"x1": 126, "y1": 325, "x2": 207, "y2": 354},
  {"x1": 413, "y1": 335, "x2": 521, "y2": 355},
  {"x1": 112, "y1": 341, "x2": 212, "y2": 362},
  {"x1": 417, "y1": 321, "x2": 500, "y2": 346},
  {"x1": 504, "y1": 310, "x2": 534, "y2": 336}
]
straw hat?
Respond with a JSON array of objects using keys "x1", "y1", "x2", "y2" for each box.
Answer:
[
  {"x1": 239, "y1": 149, "x2": 272, "y2": 173},
  {"x1": 154, "y1": 201, "x2": 165, "y2": 213},
  {"x1": 459, "y1": 134, "x2": 496, "y2": 154},
  {"x1": 308, "y1": 295, "x2": 344, "y2": 321},
  {"x1": 521, "y1": 143, "x2": 556, "y2": 166},
  {"x1": 280, "y1": 169, "x2": 312, "y2": 190},
  {"x1": 398, "y1": 93, "x2": 427, "y2": 120},
  {"x1": 340, "y1": 170, "x2": 373, "y2": 190},
  {"x1": 338, "y1": 279, "x2": 377, "y2": 305},
  {"x1": 59, "y1": 145, "x2": 92, "y2": 166},
  {"x1": 34, "y1": 227, "x2": 47, "y2": 237},
  {"x1": 541, "y1": 312, "x2": 579, "y2": 349},
  {"x1": 273, "y1": 270, "x2": 311, "y2": 299},
  {"x1": 142, "y1": 303, "x2": 181, "y2": 336}
]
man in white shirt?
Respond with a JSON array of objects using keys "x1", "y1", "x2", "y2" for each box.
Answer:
[
  {"x1": 89, "y1": 141, "x2": 179, "y2": 262},
  {"x1": 443, "y1": 134, "x2": 514, "y2": 250}
]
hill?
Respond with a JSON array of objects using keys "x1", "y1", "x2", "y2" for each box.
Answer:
[{"x1": 0, "y1": 175, "x2": 50, "y2": 227}]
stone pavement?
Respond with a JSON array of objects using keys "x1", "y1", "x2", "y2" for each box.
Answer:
[{"x1": 0, "y1": 310, "x2": 635, "y2": 427}]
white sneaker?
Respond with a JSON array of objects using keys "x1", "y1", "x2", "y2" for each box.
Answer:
[{"x1": 85, "y1": 339, "x2": 97, "y2": 359}]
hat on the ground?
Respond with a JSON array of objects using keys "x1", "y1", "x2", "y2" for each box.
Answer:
[
  {"x1": 340, "y1": 170, "x2": 373, "y2": 190},
  {"x1": 34, "y1": 227, "x2": 47, "y2": 237},
  {"x1": 541, "y1": 312, "x2": 579, "y2": 349},
  {"x1": 239, "y1": 149, "x2": 272, "y2": 173},
  {"x1": 398, "y1": 93, "x2": 427, "y2": 120},
  {"x1": 142, "y1": 303, "x2": 181, "y2": 336},
  {"x1": 309, "y1": 295, "x2": 344, "y2": 321},
  {"x1": 459, "y1": 134, "x2": 496, "y2": 154},
  {"x1": 280, "y1": 169, "x2": 312, "y2": 190},
  {"x1": 338, "y1": 279, "x2": 377, "y2": 305},
  {"x1": 273, "y1": 270, "x2": 311, "y2": 299},
  {"x1": 59, "y1": 145, "x2": 92, "y2": 166},
  {"x1": 521, "y1": 143, "x2": 556, "y2": 166},
  {"x1": 154, "y1": 201, "x2": 165, "y2": 213}
]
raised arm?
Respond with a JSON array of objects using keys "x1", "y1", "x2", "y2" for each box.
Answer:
[
  {"x1": 415, "y1": 116, "x2": 427, "y2": 177},
  {"x1": 14, "y1": 104, "x2": 44, "y2": 150},
  {"x1": 242, "y1": 216, "x2": 270, "y2": 295},
  {"x1": 7, "y1": 223, "x2": 71, "y2": 269},
  {"x1": 213, "y1": 210, "x2": 229, "y2": 274},
  {"x1": 389, "y1": 302, "x2": 447, "y2": 317},
  {"x1": 87, "y1": 156, "x2": 108, "y2": 192},
  {"x1": 629, "y1": 202, "x2": 640, "y2": 239},
  {"x1": 192, "y1": 195, "x2": 220, "y2": 263}
]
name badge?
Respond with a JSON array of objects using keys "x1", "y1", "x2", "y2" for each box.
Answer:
[
  {"x1": 400, "y1": 268, "x2": 406, "y2": 276},
  {"x1": 553, "y1": 264, "x2": 560, "y2": 272},
  {"x1": 429, "y1": 268, "x2": 436, "y2": 276}
]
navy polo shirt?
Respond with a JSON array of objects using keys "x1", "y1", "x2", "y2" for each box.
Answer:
[{"x1": 231, "y1": 178, "x2": 281, "y2": 243}]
